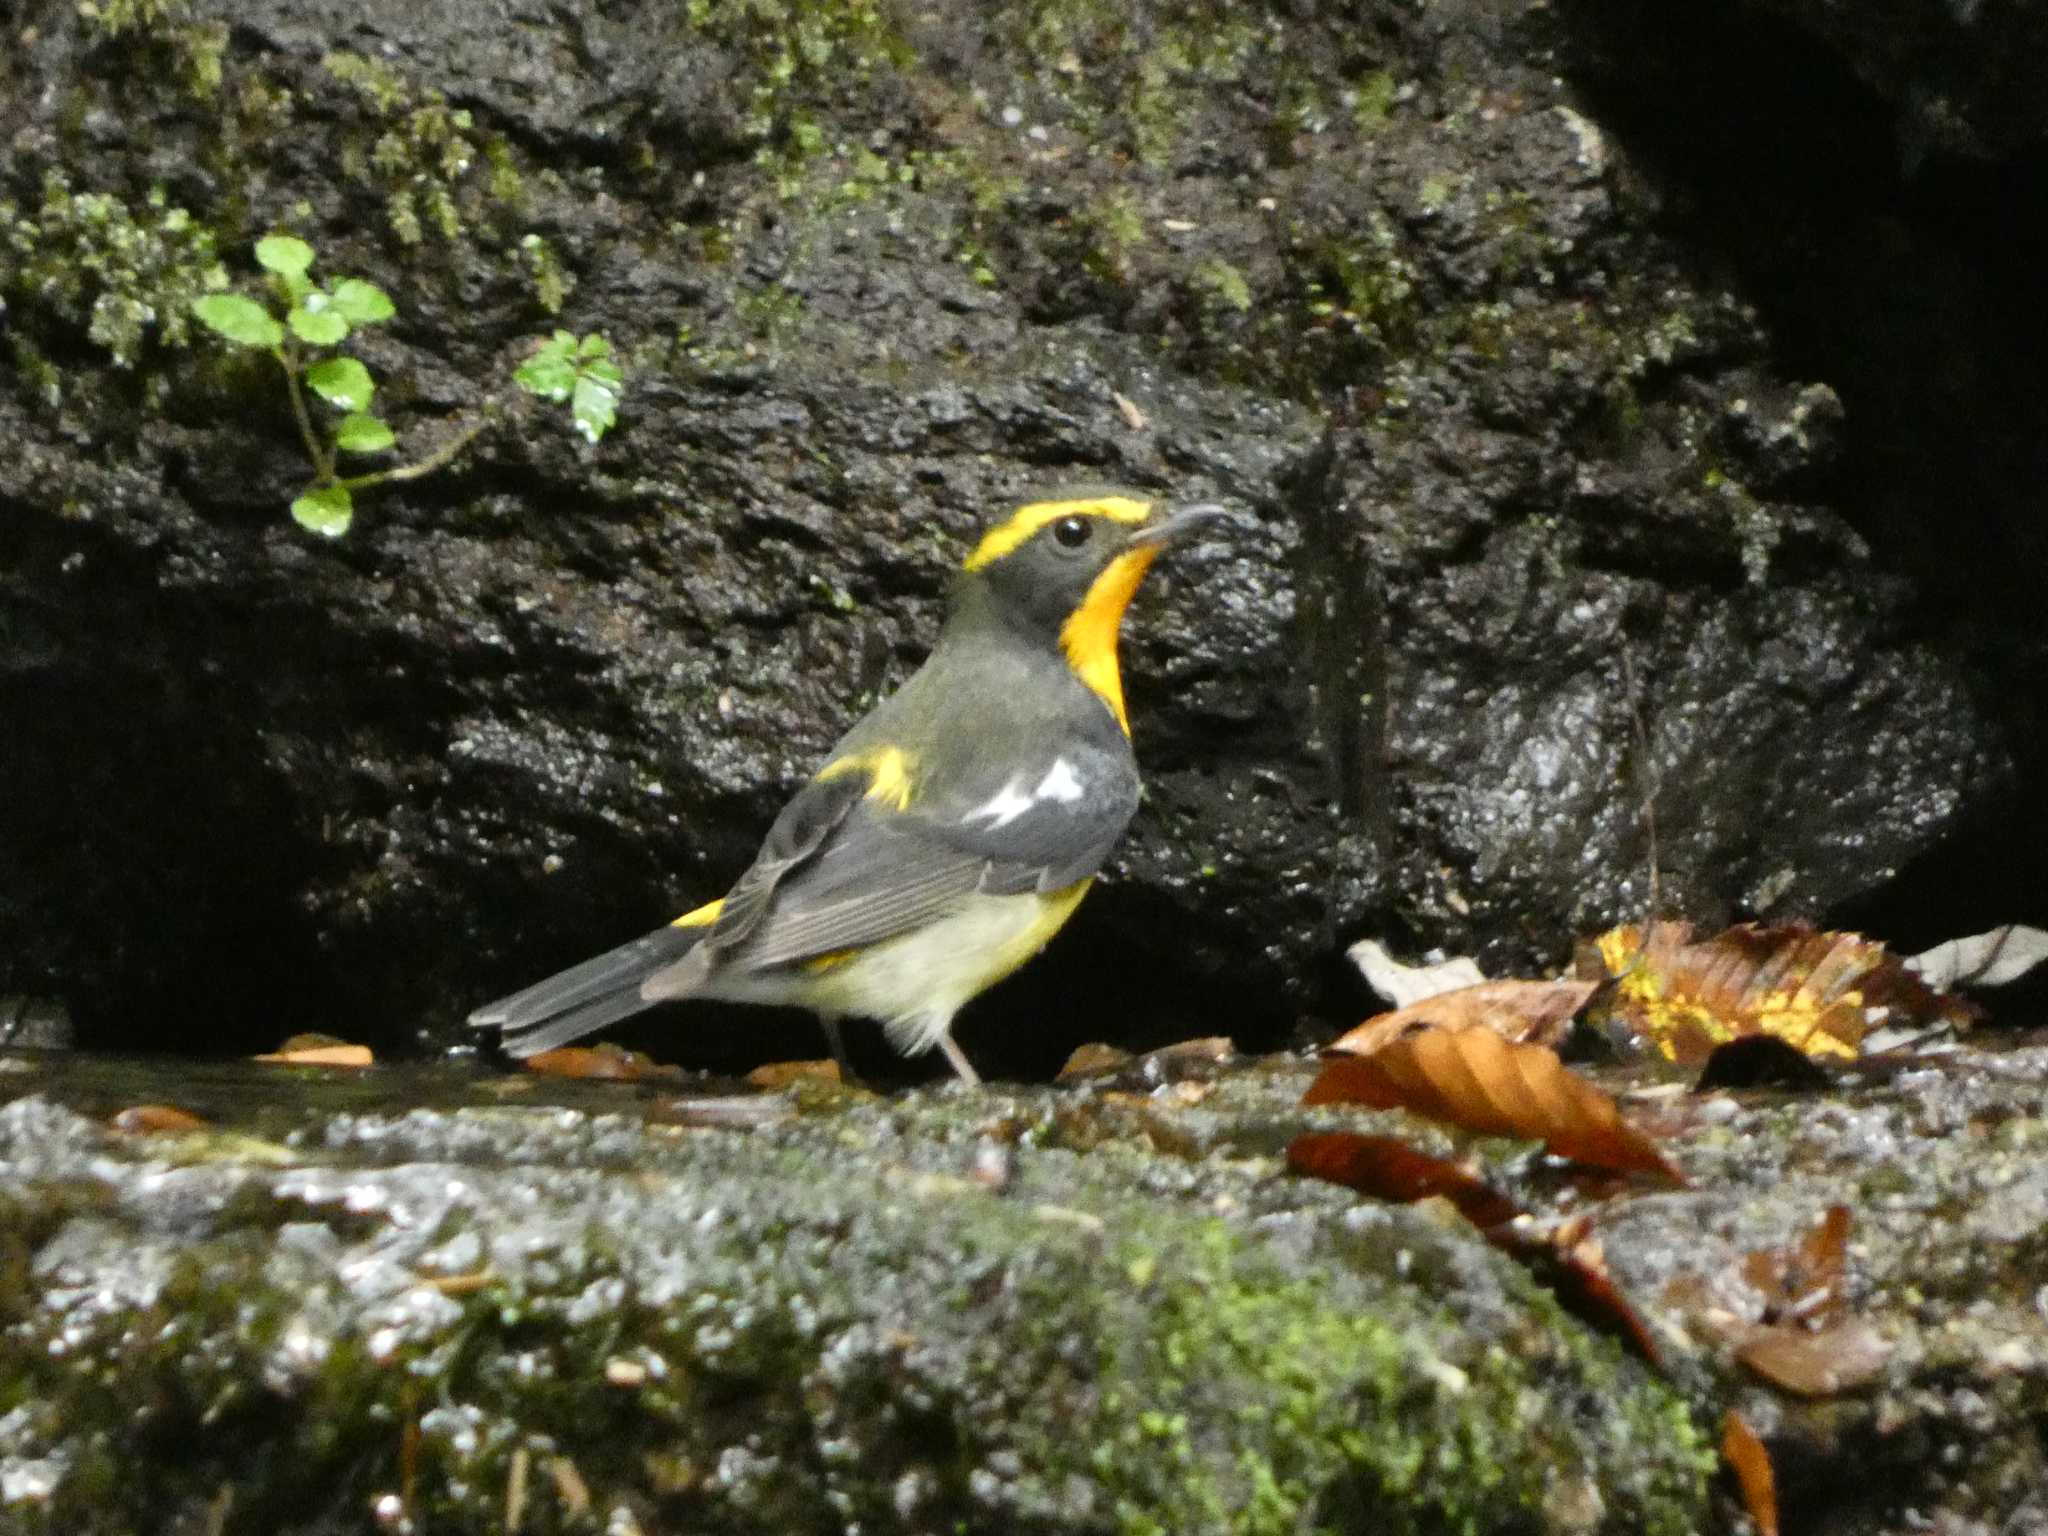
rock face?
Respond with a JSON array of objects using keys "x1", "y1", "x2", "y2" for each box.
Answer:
[{"x1": 2, "y1": 0, "x2": 2041, "y2": 1070}]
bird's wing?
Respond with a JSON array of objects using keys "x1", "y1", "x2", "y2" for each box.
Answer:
[{"x1": 713, "y1": 741, "x2": 1139, "y2": 972}]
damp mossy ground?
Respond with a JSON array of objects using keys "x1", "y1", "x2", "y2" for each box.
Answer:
[{"x1": 0, "y1": 1054, "x2": 1713, "y2": 1535}]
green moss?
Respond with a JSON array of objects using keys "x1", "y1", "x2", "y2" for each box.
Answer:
[
  {"x1": 0, "y1": 172, "x2": 226, "y2": 374},
  {"x1": 74, "y1": 0, "x2": 186, "y2": 40},
  {"x1": 1353, "y1": 70, "x2": 1399, "y2": 131},
  {"x1": 518, "y1": 232, "x2": 574, "y2": 316},
  {"x1": 324, "y1": 51, "x2": 522, "y2": 250},
  {"x1": 1198, "y1": 259, "x2": 1253, "y2": 315}
]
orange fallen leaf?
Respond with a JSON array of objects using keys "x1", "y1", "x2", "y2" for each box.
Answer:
[
  {"x1": 1332, "y1": 978, "x2": 1598, "y2": 1056},
  {"x1": 255, "y1": 1035, "x2": 374, "y2": 1067},
  {"x1": 1720, "y1": 1410, "x2": 1779, "y2": 1536},
  {"x1": 523, "y1": 1044, "x2": 683, "y2": 1082},
  {"x1": 109, "y1": 1104, "x2": 208, "y2": 1134},
  {"x1": 1304, "y1": 1026, "x2": 1686, "y2": 1182},
  {"x1": 1579, "y1": 920, "x2": 1974, "y2": 1064},
  {"x1": 744, "y1": 1058, "x2": 842, "y2": 1090},
  {"x1": 1287, "y1": 1132, "x2": 1522, "y2": 1229}
]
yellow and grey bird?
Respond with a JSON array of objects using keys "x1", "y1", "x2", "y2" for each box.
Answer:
[{"x1": 470, "y1": 490, "x2": 1224, "y2": 1083}]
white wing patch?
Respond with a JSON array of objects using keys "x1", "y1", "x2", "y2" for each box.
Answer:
[
  {"x1": 965, "y1": 757, "x2": 1087, "y2": 829},
  {"x1": 1034, "y1": 757, "x2": 1085, "y2": 803},
  {"x1": 965, "y1": 779, "x2": 1034, "y2": 829}
]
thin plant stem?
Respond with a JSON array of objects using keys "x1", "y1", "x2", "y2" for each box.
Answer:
[
  {"x1": 274, "y1": 342, "x2": 335, "y2": 482},
  {"x1": 339, "y1": 409, "x2": 492, "y2": 492}
]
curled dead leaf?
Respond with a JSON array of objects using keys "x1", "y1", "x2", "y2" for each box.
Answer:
[
  {"x1": 1304, "y1": 1026, "x2": 1686, "y2": 1182},
  {"x1": 1347, "y1": 939, "x2": 1488, "y2": 1008},
  {"x1": 1288, "y1": 1134, "x2": 1665, "y2": 1365},
  {"x1": 1579, "y1": 920, "x2": 1974, "y2": 1064},
  {"x1": 1489, "y1": 1215, "x2": 1666, "y2": 1367},
  {"x1": 1332, "y1": 978, "x2": 1598, "y2": 1056},
  {"x1": 1907, "y1": 923, "x2": 2048, "y2": 990},
  {"x1": 1720, "y1": 1410, "x2": 1780, "y2": 1536}
]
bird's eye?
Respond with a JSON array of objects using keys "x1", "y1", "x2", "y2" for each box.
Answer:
[{"x1": 1052, "y1": 516, "x2": 1092, "y2": 549}]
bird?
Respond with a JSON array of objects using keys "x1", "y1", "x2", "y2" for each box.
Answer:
[{"x1": 469, "y1": 490, "x2": 1225, "y2": 1084}]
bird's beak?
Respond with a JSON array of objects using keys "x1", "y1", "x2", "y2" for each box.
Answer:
[{"x1": 1131, "y1": 501, "x2": 1229, "y2": 547}]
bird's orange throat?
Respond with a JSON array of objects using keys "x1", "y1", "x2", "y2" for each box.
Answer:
[{"x1": 1058, "y1": 545, "x2": 1162, "y2": 735}]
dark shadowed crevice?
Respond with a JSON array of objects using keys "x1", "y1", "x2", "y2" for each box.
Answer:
[{"x1": 1554, "y1": 0, "x2": 2048, "y2": 944}]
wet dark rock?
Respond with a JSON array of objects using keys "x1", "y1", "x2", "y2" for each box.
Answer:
[
  {"x1": 0, "y1": 1052, "x2": 1715, "y2": 1535},
  {"x1": 1, "y1": 0, "x2": 2041, "y2": 1080},
  {"x1": 5, "y1": 1035, "x2": 2048, "y2": 1533}
]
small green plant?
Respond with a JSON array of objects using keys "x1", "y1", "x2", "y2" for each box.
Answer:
[
  {"x1": 512, "y1": 330, "x2": 623, "y2": 445},
  {"x1": 191, "y1": 235, "x2": 622, "y2": 537}
]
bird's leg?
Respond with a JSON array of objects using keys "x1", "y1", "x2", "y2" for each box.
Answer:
[
  {"x1": 934, "y1": 1031, "x2": 982, "y2": 1087},
  {"x1": 816, "y1": 1011, "x2": 862, "y2": 1085}
]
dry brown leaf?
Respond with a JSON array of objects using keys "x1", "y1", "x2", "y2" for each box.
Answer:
[
  {"x1": 1057, "y1": 1042, "x2": 1133, "y2": 1081},
  {"x1": 744, "y1": 1058, "x2": 842, "y2": 1090},
  {"x1": 1289, "y1": 1135, "x2": 1664, "y2": 1365},
  {"x1": 1287, "y1": 1132, "x2": 1522, "y2": 1229},
  {"x1": 1057, "y1": 1037, "x2": 1235, "y2": 1088},
  {"x1": 413, "y1": 1270, "x2": 496, "y2": 1297},
  {"x1": 1489, "y1": 1215, "x2": 1666, "y2": 1367},
  {"x1": 255, "y1": 1036, "x2": 374, "y2": 1067},
  {"x1": 1304, "y1": 1026, "x2": 1686, "y2": 1182},
  {"x1": 1720, "y1": 1410, "x2": 1780, "y2": 1536},
  {"x1": 1332, "y1": 978, "x2": 1598, "y2": 1055},
  {"x1": 1744, "y1": 1204, "x2": 1850, "y2": 1328},
  {"x1": 1579, "y1": 920, "x2": 1975, "y2": 1063},
  {"x1": 522, "y1": 1044, "x2": 683, "y2": 1082},
  {"x1": 1735, "y1": 1317, "x2": 1891, "y2": 1397},
  {"x1": 109, "y1": 1103, "x2": 208, "y2": 1135}
]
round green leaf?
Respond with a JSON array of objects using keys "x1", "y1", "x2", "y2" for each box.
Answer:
[
  {"x1": 291, "y1": 484, "x2": 354, "y2": 537},
  {"x1": 335, "y1": 412, "x2": 396, "y2": 455},
  {"x1": 514, "y1": 353, "x2": 576, "y2": 402},
  {"x1": 305, "y1": 357, "x2": 375, "y2": 412},
  {"x1": 571, "y1": 370, "x2": 620, "y2": 444},
  {"x1": 190, "y1": 293, "x2": 284, "y2": 349},
  {"x1": 288, "y1": 297, "x2": 350, "y2": 346},
  {"x1": 255, "y1": 234, "x2": 315, "y2": 279},
  {"x1": 329, "y1": 279, "x2": 396, "y2": 325}
]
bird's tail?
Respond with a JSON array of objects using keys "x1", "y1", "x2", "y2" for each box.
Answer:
[{"x1": 469, "y1": 908, "x2": 717, "y2": 1059}]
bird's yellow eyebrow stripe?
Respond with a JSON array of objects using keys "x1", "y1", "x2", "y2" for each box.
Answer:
[{"x1": 962, "y1": 495, "x2": 1153, "y2": 571}]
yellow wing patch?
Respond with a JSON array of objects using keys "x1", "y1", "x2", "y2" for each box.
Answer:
[
  {"x1": 964, "y1": 495, "x2": 1153, "y2": 571},
  {"x1": 816, "y1": 745, "x2": 916, "y2": 811},
  {"x1": 671, "y1": 896, "x2": 725, "y2": 928},
  {"x1": 1058, "y1": 546, "x2": 1162, "y2": 735}
]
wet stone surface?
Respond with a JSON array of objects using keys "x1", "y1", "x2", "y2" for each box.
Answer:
[{"x1": 3, "y1": 1035, "x2": 2046, "y2": 1535}]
